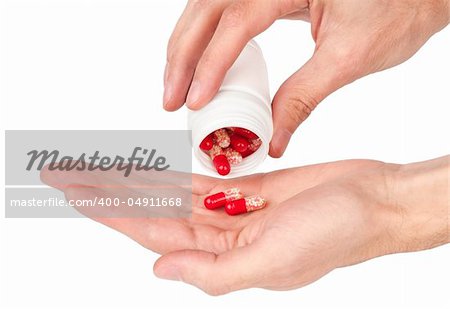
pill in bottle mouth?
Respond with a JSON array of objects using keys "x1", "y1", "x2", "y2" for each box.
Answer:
[{"x1": 199, "y1": 127, "x2": 262, "y2": 176}]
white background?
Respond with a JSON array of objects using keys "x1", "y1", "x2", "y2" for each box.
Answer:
[{"x1": 1, "y1": 0, "x2": 449, "y2": 308}]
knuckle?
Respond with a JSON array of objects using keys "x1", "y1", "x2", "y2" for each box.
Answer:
[
  {"x1": 166, "y1": 39, "x2": 177, "y2": 62},
  {"x1": 167, "y1": 41, "x2": 189, "y2": 64},
  {"x1": 316, "y1": 40, "x2": 365, "y2": 81},
  {"x1": 284, "y1": 89, "x2": 319, "y2": 125},
  {"x1": 202, "y1": 282, "x2": 231, "y2": 296},
  {"x1": 203, "y1": 287, "x2": 222, "y2": 296},
  {"x1": 200, "y1": 270, "x2": 235, "y2": 296},
  {"x1": 221, "y1": 1, "x2": 252, "y2": 29},
  {"x1": 326, "y1": 44, "x2": 367, "y2": 80},
  {"x1": 63, "y1": 188, "x2": 77, "y2": 202},
  {"x1": 167, "y1": 47, "x2": 196, "y2": 71},
  {"x1": 336, "y1": 48, "x2": 366, "y2": 79},
  {"x1": 166, "y1": 49, "x2": 176, "y2": 64},
  {"x1": 188, "y1": 0, "x2": 214, "y2": 10},
  {"x1": 166, "y1": 38, "x2": 177, "y2": 62},
  {"x1": 197, "y1": 52, "x2": 215, "y2": 71},
  {"x1": 196, "y1": 48, "x2": 223, "y2": 76}
]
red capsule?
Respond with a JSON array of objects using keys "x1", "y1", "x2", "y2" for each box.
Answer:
[
  {"x1": 210, "y1": 145, "x2": 230, "y2": 175},
  {"x1": 230, "y1": 134, "x2": 249, "y2": 153},
  {"x1": 203, "y1": 188, "x2": 242, "y2": 209},
  {"x1": 213, "y1": 155, "x2": 230, "y2": 176},
  {"x1": 230, "y1": 127, "x2": 258, "y2": 140},
  {"x1": 199, "y1": 134, "x2": 214, "y2": 151},
  {"x1": 239, "y1": 138, "x2": 262, "y2": 158},
  {"x1": 240, "y1": 147, "x2": 255, "y2": 158},
  {"x1": 225, "y1": 196, "x2": 267, "y2": 216}
]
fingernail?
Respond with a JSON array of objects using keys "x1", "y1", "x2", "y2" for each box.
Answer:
[
  {"x1": 186, "y1": 81, "x2": 201, "y2": 108},
  {"x1": 163, "y1": 82, "x2": 173, "y2": 108},
  {"x1": 155, "y1": 264, "x2": 180, "y2": 281},
  {"x1": 270, "y1": 129, "x2": 292, "y2": 157}
]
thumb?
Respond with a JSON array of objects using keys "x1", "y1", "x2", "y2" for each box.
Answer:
[
  {"x1": 269, "y1": 48, "x2": 353, "y2": 158},
  {"x1": 153, "y1": 244, "x2": 267, "y2": 295}
]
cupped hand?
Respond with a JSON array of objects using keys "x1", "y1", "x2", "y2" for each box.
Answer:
[
  {"x1": 163, "y1": 0, "x2": 450, "y2": 157},
  {"x1": 41, "y1": 159, "x2": 415, "y2": 295}
]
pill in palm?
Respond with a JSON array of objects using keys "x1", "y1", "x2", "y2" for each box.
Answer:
[
  {"x1": 203, "y1": 188, "x2": 243, "y2": 210},
  {"x1": 225, "y1": 196, "x2": 267, "y2": 216}
]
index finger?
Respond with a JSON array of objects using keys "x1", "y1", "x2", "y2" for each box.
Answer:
[{"x1": 185, "y1": 0, "x2": 292, "y2": 109}]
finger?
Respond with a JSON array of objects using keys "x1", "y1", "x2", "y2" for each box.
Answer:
[
  {"x1": 185, "y1": 0, "x2": 298, "y2": 109},
  {"x1": 163, "y1": 0, "x2": 228, "y2": 111},
  {"x1": 154, "y1": 241, "x2": 270, "y2": 295},
  {"x1": 66, "y1": 185, "x2": 248, "y2": 255},
  {"x1": 62, "y1": 185, "x2": 201, "y2": 254},
  {"x1": 166, "y1": 0, "x2": 230, "y2": 59},
  {"x1": 269, "y1": 48, "x2": 356, "y2": 158},
  {"x1": 42, "y1": 168, "x2": 251, "y2": 254},
  {"x1": 163, "y1": 3, "x2": 189, "y2": 95},
  {"x1": 41, "y1": 166, "x2": 192, "y2": 247},
  {"x1": 192, "y1": 172, "x2": 266, "y2": 196},
  {"x1": 43, "y1": 167, "x2": 192, "y2": 219},
  {"x1": 165, "y1": 1, "x2": 191, "y2": 57},
  {"x1": 40, "y1": 166, "x2": 102, "y2": 190},
  {"x1": 47, "y1": 170, "x2": 241, "y2": 253},
  {"x1": 40, "y1": 162, "x2": 193, "y2": 191},
  {"x1": 40, "y1": 164, "x2": 223, "y2": 212},
  {"x1": 191, "y1": 174, "x2": 222, "y2": 195}
]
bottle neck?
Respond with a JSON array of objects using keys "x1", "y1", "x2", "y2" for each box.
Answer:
[{"x1": 188, "y1": 90, "x2": 273, "y2": 177}]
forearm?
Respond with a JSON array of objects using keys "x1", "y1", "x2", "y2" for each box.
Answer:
[{"x1": 392, "y1": 155, "x2": 450, "y2": 252}]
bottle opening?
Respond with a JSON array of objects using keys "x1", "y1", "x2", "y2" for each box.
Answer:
[{"x1": 198, "y1": 127, "x2": 262, "y2": 176}]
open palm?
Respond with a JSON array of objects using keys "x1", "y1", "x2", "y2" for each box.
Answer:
[{"x1": 41, "y1": 159, "x2": 397, "y2": 295}]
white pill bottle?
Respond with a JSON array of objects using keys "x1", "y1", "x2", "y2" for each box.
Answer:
[{"x1": 188, "y1": 40, "x2": 272, "y2": 177}]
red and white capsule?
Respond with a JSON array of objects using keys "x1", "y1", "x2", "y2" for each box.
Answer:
[
  {"x1": 240, "y1": 138, "x2": 262, "y2": 158},
  {"x1": 213, "y1": 128, "x2": 231, "y2": 148},
  {"x1": 225, "y1": 196, "x2": 267, "y2": 216},
  {"x1": 248, "y1": 138, "x2": 262, "y2": 151},
  {"x1": 209, "y1": 145, "x2": 230, "y2": 176},
  {"x1": 203, "y1": 188, "x2": 243, "y2": 210},
  {"x1": 225, "y1": 148, "x2": 243, "y2": 166}
]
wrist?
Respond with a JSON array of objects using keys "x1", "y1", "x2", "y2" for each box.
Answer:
[
  {"x1": 439, "y1": 0, "x2": 450, "y2": 27},
  {"x1": 444, "y1": 0, "x2": 450, "y2": 25},
  {"x1": 420, "y1": 0, "x2": 450, "y2": 31},
  {"x1": 390, "y1": 156, "x2": 449, "y2": 252}
]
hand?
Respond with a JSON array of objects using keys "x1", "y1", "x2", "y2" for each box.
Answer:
[
  {"x1": 41, "y1": 156, "x2": 449, "y2": 295},
  {"x1": 163, "y1": 0, "x2": 450, "y2": 157}
]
